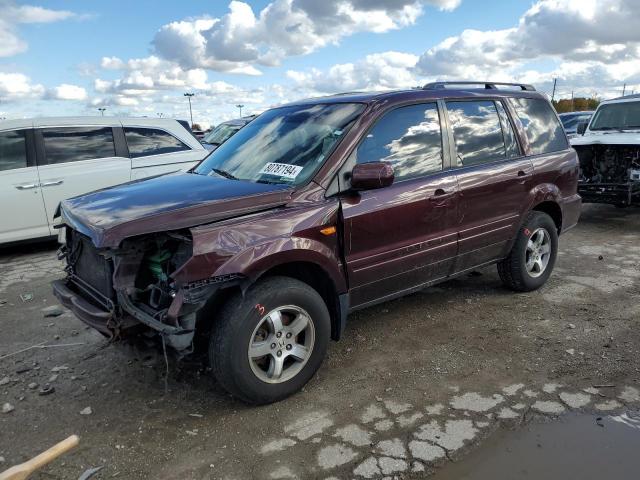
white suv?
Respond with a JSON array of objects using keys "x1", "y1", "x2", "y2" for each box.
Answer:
[
  {"x1": 0, "y1": 117, "x2": 209, "y2": 244},
  {"x1": 571, "y1": 95, "x2": 640, "y2": 207}
]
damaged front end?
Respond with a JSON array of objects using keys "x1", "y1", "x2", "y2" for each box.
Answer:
[
  {"x1": 53, "y1": 227, "x2": 240, "y2": 352},
  {"x1": 576, "y1": 144, "x2": 640, "y2": 206}
]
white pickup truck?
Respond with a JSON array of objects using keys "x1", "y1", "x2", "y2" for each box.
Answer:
[
  {"x1": 0, "y1": 117, "x2": 209, "y2": 244},
  {"x1": 571, "y1": 95, "x2": 640, "y2": 207}
]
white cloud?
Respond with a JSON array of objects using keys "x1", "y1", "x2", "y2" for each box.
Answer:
[
  {"x1": 286, "y1": 0, "x2": 640, "y2": 101},
  {"x1": 94, "y1": 55, "x2": 236, "y2": 100},
  {"x1": 0, "y1": 72, "x2": 44, "y2": 100},
  {"x1": 416, "y1": 0, "x2": 640, "y2": 80},
  {"x1": 152, "y1": 0, "x2": 459, "y2": 73},
  {"x1": 0, "y1": 1, "x2": 83, "y2": 57},
  {"x1": 287, "y1": 51, "x2": 419, "y2": 93},
  {"x1": 48, "y1": 84, "x2": 88, "y2": 101}
]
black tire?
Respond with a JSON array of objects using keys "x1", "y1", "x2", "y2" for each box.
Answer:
[
  {"x1": 209, "y1": 276, "x2": 330, "y2": 404},
  {"x1": 497, "y1": 211, "x2": 558, "y2": 292}
]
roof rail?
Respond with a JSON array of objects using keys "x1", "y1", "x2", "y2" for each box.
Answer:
[{"x1": 423, "y1": 81, "x2": 536, "y2": 92}]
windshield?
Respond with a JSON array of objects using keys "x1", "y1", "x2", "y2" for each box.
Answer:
[
  {"x1": 590, "y1": 101, "x2": 640, "y2": 131},
  {"x1": 202, "y1": 123, "x2": 241, "y2": 145},
  {"x1": 194, "y1": 103, "x2": 364, "y2": 185},
  {"x1": 561, "y1": 113, "x2": 592, "y2": 130}
]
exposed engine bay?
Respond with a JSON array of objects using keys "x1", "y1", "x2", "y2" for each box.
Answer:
[
  {"x1": 575, "y1": 145, "x2": 640, "y2": 184},
  {"x1": 575, "y1": 144, "x2": 640, "y2": 206},
  {"x1": 56, "y1": 228, "x2": 237, "y2": 353}
]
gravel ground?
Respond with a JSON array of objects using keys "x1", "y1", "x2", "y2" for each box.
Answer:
[{"x1": 0, "y1": 203, "x2": 639, "y2": 479}]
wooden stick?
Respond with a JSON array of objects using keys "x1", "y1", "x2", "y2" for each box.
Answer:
[{"x1": 0, "y1": 435, "x2": 79, "y2": 480}]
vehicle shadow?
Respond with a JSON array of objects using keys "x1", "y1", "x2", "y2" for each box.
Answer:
[
  {"x1": 577, "y1": 203, "x2": 639, "y2": 227},
  {"x1": 0, "y1": 238, "x2": 59, "y2": 258}
]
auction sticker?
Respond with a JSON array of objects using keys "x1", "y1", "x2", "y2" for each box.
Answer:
[{"x1": 259, "y1": 162, "x2": 303, "y2": 179}]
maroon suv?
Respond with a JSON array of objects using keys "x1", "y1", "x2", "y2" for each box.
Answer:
[{"x1": 53, "y1": 82, "x2": 581, "y2": 404}]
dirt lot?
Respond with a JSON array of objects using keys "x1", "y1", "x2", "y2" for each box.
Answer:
[{"x1": 1, "y1": 204, "x2": 639, "y2": 479}]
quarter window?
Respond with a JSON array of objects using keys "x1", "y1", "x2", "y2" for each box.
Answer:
[
  {"x1": 495, "y1": 101, "x2": 521, "y2": 158},
  {"x1": 0, "y1": 130, "x2": 27, "y2": 171},
  {"x1": 124, "y1": 127, "x2": 189, "y2": 158},
  {"x1": 509, "y1": 98, "x2": 568, "y2": 155},
  {"x1": 42, "y1": 127, "x2": 115, "y2": 164},
  {"x1": 354, "y1": 103, "x2": 443, "y2": 180},
  {"x1": 446, "y1": 101, "x2": 506, "y2": 167}
]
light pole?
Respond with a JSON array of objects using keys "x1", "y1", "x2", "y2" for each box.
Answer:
[
  {"x1": 98, "y1": 107, "x2": 106, "y2": 116},
  {"x1": 184, "y1": 93, "x2": 195, "y2": 127},
  {"x1": 236, "y1": 104, "x2": 245, "y2": 117}
]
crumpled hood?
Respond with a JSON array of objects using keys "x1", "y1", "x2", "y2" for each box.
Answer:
[
  {"x1": 59, "y1": 172, "x2": 292, "y2": 247},
  {"x1": 571, "y1": 132, "x2": 640, "y2": 146}
]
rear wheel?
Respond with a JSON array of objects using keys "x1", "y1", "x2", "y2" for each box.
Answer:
[
  {"x1": 498, "y1": 211, "x2": 558, "y2": 292},
  {"x1": 210, "y1": 276, "x2": 330, "y2": 404}
]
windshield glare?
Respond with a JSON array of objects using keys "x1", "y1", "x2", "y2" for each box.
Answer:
[
  {"x1": 590, "y1": 101, "x2": 640, "y2": 131},
  {"x1": 561, "y1": 114, "x2": 591, "y2": 130},
  {"x1": 203, "y1": 123, "x2": 241, "y2": 145},
  {"x1": 194, "y1": 103, "x2": 364, "y2": 185}
]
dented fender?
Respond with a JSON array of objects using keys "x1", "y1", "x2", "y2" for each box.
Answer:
[{"x1": 171, "y1": 199, "x2": 347, "y2": 293}]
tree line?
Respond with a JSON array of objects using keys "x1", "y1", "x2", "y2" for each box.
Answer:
[{"x1": 552, "y1": 97, "x2": 600, "y2": 113}]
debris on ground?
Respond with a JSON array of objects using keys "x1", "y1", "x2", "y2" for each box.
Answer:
[
  {"x1": 19, "y1": 293, "x2": 33, "y2": 302},
  {"x1": 80, "y1": 407, "x2": 93, "y2": 415},
  {"x1": 39, "y1": 385, "x2": 55, "y2": 396},
  {"x1": 42, "y1": 305, "x2": 64, "y2": 318},
  {"x1": 78, "y1": 465, "x2": 104, "y2": 480},
  {"x1": 2, "y1": 402, "x2": 15, "y2": 414},
  {"x1": 0, "y1": 376, "x2": 10, "y2": 386}
]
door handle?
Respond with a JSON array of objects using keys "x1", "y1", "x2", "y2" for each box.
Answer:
[
  {"x1": 430, "y1": 189, "x2": 455, "y2": 201},
  {"x1": 517, "y1": 170, "x2": 532, "y2": 183},
  {"x1": 40, "y1": 180, "x2": 64, "y2": 187},
  {"x1": 15, "y1": 184, "x2": 39, "y2": 190}
]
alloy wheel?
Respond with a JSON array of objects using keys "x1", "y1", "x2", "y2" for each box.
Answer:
[
  {"x1": 525, "y1": 227, "x2": 551, "y2": 278},
  {"x1": 247, "y1": 305, "x2": 315, "y2": 384}
]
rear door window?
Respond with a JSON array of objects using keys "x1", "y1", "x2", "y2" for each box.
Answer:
[
  {"x1": 124, "y1": 127, "x2": 190, "y2": 158},
  {"x1": 509, "y1": 98, "x2": 568, "y2": 155},
  {"x1": 446, "y1": 100, "x2": 506, "y2": 166},
  {"x1": 354, "y1": 103, "x2": 443, "y2": 181},
  {"x1": 42, "y1": 127, "x2": 116, "y2": 164},
  {"x1": 0, "y1": 130, "x2": 28, "y2": 171}
]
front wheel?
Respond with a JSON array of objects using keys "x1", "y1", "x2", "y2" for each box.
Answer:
[
  {"x1": 497, "y1": 211, "x2": 558, "y2": 292},
  {"x1": 210, "y1": 276, "x2": 330, "y2": 404}
]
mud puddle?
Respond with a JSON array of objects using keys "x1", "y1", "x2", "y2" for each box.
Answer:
[{"x1": 434, "y1": 412, "x2": 640, "y2": 479}]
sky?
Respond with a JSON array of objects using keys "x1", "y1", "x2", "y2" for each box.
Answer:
[{"x1": 1, "y1": 0, "x2": 639, "y2": 127}]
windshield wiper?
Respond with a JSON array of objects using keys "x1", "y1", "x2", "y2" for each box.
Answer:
[
  {"x1": 210, "y1": 168, "x2": 238, "y2": 180},
  {"x1": 255, "y1": 179, "x2": 287, "y2": 185}
]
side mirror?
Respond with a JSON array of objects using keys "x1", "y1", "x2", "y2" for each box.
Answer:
[
  {"x1": 576, "y1": 121, "x2": 588, "y2": 135},
  {"x1": 351, "y1": 162, "x2": 395, "y2": 190}
]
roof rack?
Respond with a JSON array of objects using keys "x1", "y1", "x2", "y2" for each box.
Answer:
[{"x1": 423, "y1": 81, "x2": 536, "y2": 92}]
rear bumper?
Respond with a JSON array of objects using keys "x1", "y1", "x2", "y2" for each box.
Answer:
[
  {"x1": 52, "y1": 279, "x2": 114, "y2": 337},
  {"x1": 578, "y1": 182, "x2": 640, "y2": 206},
  {"x1": 559, "y1": 193, "x2": 582, "y2": 233}
]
